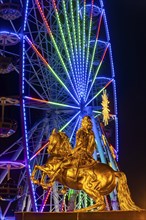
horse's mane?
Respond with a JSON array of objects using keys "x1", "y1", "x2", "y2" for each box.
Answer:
[
  {"x1": 58, "y1": 132, "x2": 72, "y2": 156},
  {"x1": 48, "y1": 130, "x2": 72, "y2": 157}
]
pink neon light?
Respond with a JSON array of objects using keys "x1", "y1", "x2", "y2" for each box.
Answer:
[
  {"x1": 90, "y1": 0, "x2": 95, "y2": 19},
  {"x1": 40, "y1": 187, "x2": 52, "y2": 212},
  {"x1": 25, "y1": 96, "x2": 49, "y2": 104},
  {"x1": 35, "y1": 0, "x2": 52, "y2": 36},
  {"x1": 100, "y1": 43, "x2": 109, "y2": 64},
  {"x1": 30, "y1": 141, "x2": 49, "y2": 161},
  {"x1": 104, "y1": 80, "x2": 113, "y2": 91},
  {"x1": 25, "y1": 36, "x2": 49, "y2": 67},
  {"x1": 61, "y1": 198, "x2": 65, "y2": 212},
  {"x1": 52, "y1": 0, "x2": 58, "y2": 11},
  {"x1": 96, "y1": 10, "x2": 103, "y2": 39}
]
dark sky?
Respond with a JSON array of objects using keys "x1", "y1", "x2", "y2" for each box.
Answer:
[{"x1": 104, "y1": 0, "x2": 146, "y2": 208}]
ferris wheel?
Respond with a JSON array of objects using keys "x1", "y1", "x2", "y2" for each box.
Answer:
[{"x1": 0, "y1": 0, "x2": 119, "y2": 218}]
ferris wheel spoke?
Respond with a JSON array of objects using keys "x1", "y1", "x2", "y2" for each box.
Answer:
[
  {"x1": 52, "y1": 0, "x2": 79, "y2": 100},
  {"x1": 26, "y1": 14, "x2": 54, "y2": 100},
  {"x1": 35, "y1": 0, "x2": 79, "y2": 101},
  {"x1": 22, "y1": 47, "x2": 51, "y2": 101},
  {"x1": 76, "y1": 0, "x2": 83, "y2": 95},
  {"x1": 59, "y1": 111, "x2": 81, "y2": 132},
  {"x1": 40, "y1": 188, "x2": 52, "y2": 212},
  {"x1": 86, "y1": 42, "x2": 110, "y2": 102},
  {"x1": 69, "y1": 115, "x2": 81, "y2": 143},
  {"x1": 0, "y1": 137, "x2": 22, "y2": 158},
  {"x1": 23, "y1": 120, "x2": 51, "y2": 211},
  {"x1": 25, "y1": 36, "x2": 79, "y2": 105},
  {"x1": 28, "y1": 2, "x2": 51, "y2": 100},
  {"x1": 62, "y1": 0, "x2": 79, "y2": 90},
  {"x1": 85, "y1": 9, "x2": 104, "y2": 100},
  {"x1": 27, "y1": 120, "x2": 49, "y2": 154},
  {"x1": 93, "y1": 110, "x2": 102, "y2": 119},
  {"x1": 30, "y1": 141, "x2": 49, "y2": 161},
  {"x1": 25, "y1": 52, "x2": 49, "y2": 100},
  {"x1": 24, "y1": 96, "x2": 80, "y2": 109},
  {"x1": 80, "y1": 0, "x2": 86, "y2": 97},
  {"x1": 84, "y1": 0, "x2": 94, "y2": 84},
  {"x1": 85, "y1": 79, "x2": 113, "y2": 107},
  {"x1": 70, "y1": 0, "x2": 81, "y2": 96}
]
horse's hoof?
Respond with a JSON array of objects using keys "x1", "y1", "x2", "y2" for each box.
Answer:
[
  {"x1": 59, "y1": 188, "x2": 67, "y2": 195},
  {"x1": 42, "y1": 185, "x2": 49, "y2": 190},
  {"x1": 47, "y1": 181, "x2": 53, "y2": 187},
  {"x1": 30, "y1": 176, "x2": 33, "y2": 180},
  {"x1": 97, "y1": 204, "x2": 106, "y2": 211},
  {"x1": 32, "y1": 179, "x2": 39, "y2": 185}
]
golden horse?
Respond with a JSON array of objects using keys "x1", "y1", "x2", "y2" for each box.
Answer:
[{"x1": 31, "y1": 130, "x2": 141, "y2": 211}]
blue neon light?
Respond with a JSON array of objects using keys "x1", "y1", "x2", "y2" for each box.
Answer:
[
  {"x1": 23, "y1": 0, "x2": 29, "y2": 31},
  {"x1": 22, "y1": 35, "x2": 38, "y2": 211}
]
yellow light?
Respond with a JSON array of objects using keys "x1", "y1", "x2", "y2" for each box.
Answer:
[{"x1": 101, "y1": 90, "x2": 110, "y2": 126}]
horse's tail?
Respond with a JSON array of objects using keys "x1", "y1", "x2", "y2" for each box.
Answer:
[{"x1": 115, "y1": 171, "x2": 141, "y2": 211}]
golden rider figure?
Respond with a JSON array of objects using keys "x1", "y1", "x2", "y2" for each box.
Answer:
[
  {"x1": 47, "y1": 116, "x2": 97, "y2": 185},
  {"x1": 72, "y1": 115, "x2": 96, "y2": 167}
]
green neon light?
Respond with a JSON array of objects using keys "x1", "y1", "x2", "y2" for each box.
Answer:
[
  {"x1": 62, "y1": 0, "x2": 78, "y2": 91},
  {"x1": 59, "y1": 111, "x2": 80, "y2": 132},
  {"x1": 53, "y1": 3, "x2": 73, "y2": 73},
  {"x1": 70, "y1": 0, "x2": 80, "y2": 93},
  {"x1": 68, "y1": 189, "x2": 75, "y2": 200},
  {"x1": 82, "y1": 0, "x2": 86, "y2": 95},
  {"x1": 77, "y1": 0, "x2": 82, "y2": 77},
  {"x1": 85, "y1": 79, "x2": 113, "y2": 107},
  {"x1": 48, "y1": 101, "x2": 80, "y2": 109},
  {"x1": 24, "y1": 96, "x2": 80, "y2": 109},
  {"x1": 85, "y1": 10, "x2": 104, "y2": 101},
  {"x1": 53, "y1": 1, "x2": 79, "y2": 100},
  {"x1": 93, "y1": 44, "x2": 109, "y2": 82},
  {"x1": 35, "y1": 0, "x2": 80, "y2": 102},
  {"x1": 93, "y1": 110, "x2": 102, "y2": 114},
  {"x1": 85, "y1": 3, "x2": 94, "y2": 74},
  {"x1": 84, "y1": 193, "x2": 88, "y2": 207},
  {"x1": 36, "y1": 0, "x2": 68, "y2": 72},
  {"x1": 69, "y1": 115, "x2": 80, "y2": 142},
  {"x1": 86, "y1": 43, "x2": 110, "y2": 101},
  {"x1": 25, "y1": 36, "x2": 79, "y2": 105},
  {"x1": 78, "y1": 191, "x2": 82, "y2": 209}
]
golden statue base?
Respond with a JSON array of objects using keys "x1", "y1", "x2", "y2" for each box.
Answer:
[{"x1": 15, "y1": 210, "x2": 146, "y2": 220}]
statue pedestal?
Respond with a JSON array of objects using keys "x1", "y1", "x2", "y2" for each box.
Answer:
[{"x1": 15, "y1": 210, "x2": 146, "y2": 220}]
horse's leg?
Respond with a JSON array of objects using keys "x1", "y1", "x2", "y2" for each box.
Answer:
[
  {"x1": 37, "y1": 165, "x2": 55, "y2": 189},
  {"x1": 31, "y1": 165, "x2": 50, "y2": 185},
  {"x1": 60, "y1": 186, "x2": 68, "y2": 195},
  {"x1": 40, "y1": 172, "x2": 51, "y2": 190},
  {"x1": 31, "y1": 165, "x2": 40, "y2": 184},
  {"x1": 82, "y1": 185, "x2": 105, "y2": 211}
]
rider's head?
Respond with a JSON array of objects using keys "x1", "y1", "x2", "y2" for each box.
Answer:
[{"x1": 81, "y1": 116, "x2": 92, "y2": 130}]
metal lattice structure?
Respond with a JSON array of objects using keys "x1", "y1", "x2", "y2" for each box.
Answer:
[{"x1": 0, "y1": 0, "x2": 119, "y2": 219}]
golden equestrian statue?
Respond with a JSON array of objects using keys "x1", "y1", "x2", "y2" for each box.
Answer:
[{"x1": 31, "y1": 116, "x2": 141, "y2": 211}]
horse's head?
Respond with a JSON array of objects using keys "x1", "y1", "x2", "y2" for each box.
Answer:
[{"x1": 47, "y1": 129, "x2": 72, "y2": 156}]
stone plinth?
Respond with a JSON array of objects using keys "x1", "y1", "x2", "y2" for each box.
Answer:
[{"x1": 15, "y1": 210, "x2": 146, "y2": 220}]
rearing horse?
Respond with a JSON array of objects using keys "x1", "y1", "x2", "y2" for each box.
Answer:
[{"x1": 31, "y1": 129, "x2": 141, "y2": 211}]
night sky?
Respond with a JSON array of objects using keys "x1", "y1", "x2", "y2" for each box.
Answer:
[
  {"x1": 0, "y1": 0, "x2": 145, "y2": 211},
  {"x1": 105, "y1": 0, "x2": 146, "y2": 208}
]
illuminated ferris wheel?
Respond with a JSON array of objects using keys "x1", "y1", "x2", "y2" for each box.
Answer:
[{"x1": 0, "y1": 0, "x2": 119, "y2": 218}]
